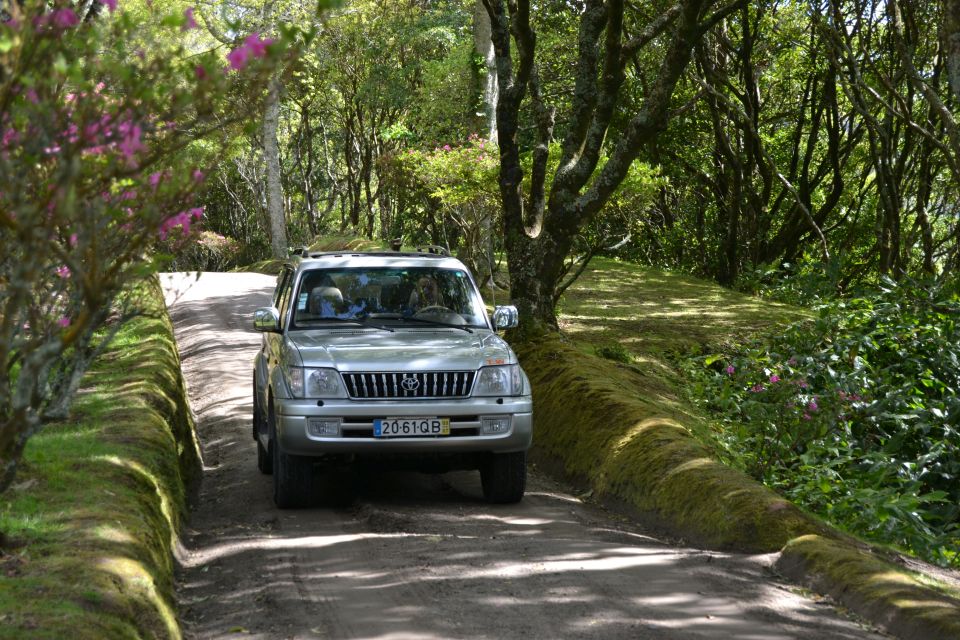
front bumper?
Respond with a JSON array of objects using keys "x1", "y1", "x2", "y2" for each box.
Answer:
[{"x1": 275, "y1": 396, "x2": 533, "y2": 456}]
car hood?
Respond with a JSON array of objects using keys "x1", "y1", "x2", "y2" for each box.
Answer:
[{"x1": 287, "y1": 329, "x2": 516, "y2": 371}]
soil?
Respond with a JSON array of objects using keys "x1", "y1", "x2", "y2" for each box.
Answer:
[{"x1": 161, "y1": 271, "x2": 889, "y2": 640}]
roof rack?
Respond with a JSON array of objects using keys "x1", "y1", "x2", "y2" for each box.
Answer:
[{"x1": 415, "y1": 244, "x2": 450, "y2": 257}]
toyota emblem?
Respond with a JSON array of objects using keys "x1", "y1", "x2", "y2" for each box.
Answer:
[{"x1": 401, "y1": 376, "x2": 420, "y2": 392}]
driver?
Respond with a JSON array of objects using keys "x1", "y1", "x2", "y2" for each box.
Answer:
[{"x1": 408, "y1": 275, "x2": 443, "y2": 312}]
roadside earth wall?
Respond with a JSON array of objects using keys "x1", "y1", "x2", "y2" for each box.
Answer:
[
  {"x1": 0, "y1": 276, "x2": 201, "y2": 639},
  {"x1": 516, "y1": 333, "x2": 960, "y2": 640}
]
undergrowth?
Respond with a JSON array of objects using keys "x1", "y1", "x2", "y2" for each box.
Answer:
[
  {"x1": 0, "y1": 278, "x2": 196, "y2": 639},
  {"x1": 683, "y1": 278, "x2": 960, "y2": 567}
]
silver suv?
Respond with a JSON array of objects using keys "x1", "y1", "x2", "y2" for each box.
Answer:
[{"x1": 252, "y1": 249, "x2": 533, "y2": 507}]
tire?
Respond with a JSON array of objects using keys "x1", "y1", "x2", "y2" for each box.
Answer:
[
  {"x1": 252, "y1": 374, "x2": 263, "y2": 441},
  {"x1": 257, "y1": 437, "x2": 273, "y2": 475},
  {"x1": 480, "y1": 451, "x2": 527, "y2": 504},
  {"x1": 254, "y1": 376, "x2": 273, "y2": 474},
  {"x1": 270, "y1": 403, "x2": 315, "y2": 508}
]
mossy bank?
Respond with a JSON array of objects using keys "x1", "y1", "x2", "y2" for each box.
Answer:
[
  {"x1": 513, "y1": 260, "x2": 960, "y2": 639},
  {"x1": 0, "y1": 277, "x2": 200, "y2": 639}
]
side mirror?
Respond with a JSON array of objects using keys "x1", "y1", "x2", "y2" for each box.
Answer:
[
  {"x1": 253, "y1": 307, "x2": 281, "y2": 332},
  {"x1": 492, "y1": 305, "x2": 519, "y2": 330}
]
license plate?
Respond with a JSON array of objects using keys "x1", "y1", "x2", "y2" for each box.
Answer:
[{"x1": 374, "y1": 417, "x2": 450, "y2": 438}]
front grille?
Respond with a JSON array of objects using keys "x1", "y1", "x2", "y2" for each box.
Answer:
[{"x1": 342, "y1": 371, "x2": 476, "y2": 399}]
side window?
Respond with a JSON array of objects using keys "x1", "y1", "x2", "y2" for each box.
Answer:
[
  {"x1": 272, "y1": 269, "x2": 290, "y2": 307},
  {"x1": 276, "y1": 269, "x2": 295, "y2": 329}
]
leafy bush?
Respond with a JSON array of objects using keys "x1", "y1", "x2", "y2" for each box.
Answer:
[
  {"x1": 685, "y1": 278, "x2": 960, "y2": 565},
  {"x1": 595, "y1": 343, "x2": 634, "y2": 363}
]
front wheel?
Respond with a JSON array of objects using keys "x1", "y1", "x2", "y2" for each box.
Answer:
[
  {"x1": 270, "y1": 404, "x2": 315, "y2": 508},
  {"x1": 480, "y1": 451, "x2": 527, "y2": 504},
  {"x1": 257, "y1": 437, "x2": 273, "y2": 475}
]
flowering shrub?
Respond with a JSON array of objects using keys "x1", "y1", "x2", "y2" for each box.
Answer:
[
  {"x1": 389, "y1": 136, "x2": 500, "y2": 282},
  {"x1": 164, "y1": 230, "x2": 241, "y2": 272},
  {"x1": 0, "y1": 0, "x2": 316, "y2": 495},
  {"x1": 685, "y1": 279, "x2": 960, "y2": 565}
]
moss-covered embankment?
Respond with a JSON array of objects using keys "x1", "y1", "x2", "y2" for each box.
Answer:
[
  {"x1": 516, "y1": 333, "x2": 960, "y2": 640},
  {"x1": 0, "y1": 277, "x2": 200, "y2": 639}
]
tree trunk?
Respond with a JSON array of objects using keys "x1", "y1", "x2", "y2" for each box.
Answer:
[
  {"x1": 946, "y1": 0, "x2": 960, "y2": 100},
  {"x1": 264, "y1": 75, "x2": 288, "y2": 259},
  {"x1": 474, "y1": 0, "x2": 498, "y2": 142},
  {"x1": 483, "y1": 0, "x2": 718, "y2": 334}
]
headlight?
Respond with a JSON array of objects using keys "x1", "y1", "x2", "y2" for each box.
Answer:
[
  {"x1": 474, "y1": 364, "x2": 523, "y2": 396},
  {"x1": 286, "y1": 367, "x2": 347, "y2": 398}
]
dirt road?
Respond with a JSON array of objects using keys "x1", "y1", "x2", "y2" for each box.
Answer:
[{"x1": 162, "y1": 271, "x2": 885, "y2": 640}]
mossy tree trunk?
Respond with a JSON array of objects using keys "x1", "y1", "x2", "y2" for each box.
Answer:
[{"x1": 482, "y1": 0, "x2": 736, "y2": 335}]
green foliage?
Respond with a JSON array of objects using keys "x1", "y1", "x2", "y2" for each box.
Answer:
[
  {"x1": 0, "y1": 0, "x2": 313, "y2": 495},
  {"x1": 685, "y1": 279, "x2": 960, "y2": 565},
  {"x1": 594, "y1": 343, "x2": 634, "y2": 363}
]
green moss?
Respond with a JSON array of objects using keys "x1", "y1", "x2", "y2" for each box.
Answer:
[
  {"x1": 776, "y1": 536, "x2": 960, "y2": 639},
  {"x1": 510, "y1": 257, "x2": 960, "y2": 636},
  {"x1": 0, "y1": 276, "x2": 200, "y2": 639},
  {"x1": 517, "y1": 334, "x2": 829, "y2": 551}
]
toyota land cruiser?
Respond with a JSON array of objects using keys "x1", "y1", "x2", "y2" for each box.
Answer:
[{"x1": 252, "y1": 248, "x2": 533, "y2": 508}]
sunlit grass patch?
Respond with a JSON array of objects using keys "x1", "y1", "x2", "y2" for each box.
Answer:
[{"x1": 0, "y1": 277, "x2": 199, "y2": 639}]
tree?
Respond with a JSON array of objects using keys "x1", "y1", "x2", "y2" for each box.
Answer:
[
  {"x1": 481, "y1": 0, "x2": 742, "y2": 332},
  {"x1": 0, "y1": 0, "x2": 317, "y2": 497}
]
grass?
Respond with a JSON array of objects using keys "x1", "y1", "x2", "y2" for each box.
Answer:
[
  {"x1": 0, "y1": 277, "x2": 200, "y2": 640},
  {"x1": 502, "y1": 256, "x2": 960, "y2": 638}
]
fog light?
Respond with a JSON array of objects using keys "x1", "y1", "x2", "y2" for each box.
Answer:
[
  {"x1": 306, "y1": 418, "x2": 341, "y2": 437},
  {"x1": 481, "y1": 416, "x2": 511, "y2": 434}
]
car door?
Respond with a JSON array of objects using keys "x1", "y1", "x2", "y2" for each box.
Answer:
[{"x1": 266, "y1": 266, "x2": 296, "y2": 399}]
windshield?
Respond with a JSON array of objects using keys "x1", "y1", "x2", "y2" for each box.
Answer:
[{"x1": 290, "y1": 266, "x2": 490, "y2": 329}]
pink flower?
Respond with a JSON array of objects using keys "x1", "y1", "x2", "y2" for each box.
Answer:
[
  {"x1": 195, "y1": 65, "x2": 207, "y2": 80},
  {"x1": 807, "y1": 400, "x2": 819, "y2": 412},
  {"x1": 750, "y1": 384, "x2": 764, "y2": 393},
  {"x1": 51, "y1": 8, "x2": 79, "y2": 29},
  {"x1": 227, "y1": 46, "x2": 250, "y2": 71},
  {"x1": 149, "y1": 172, "x2": 162, "y2": 188},
  {"x1": 243, "y1": 33, "x2": 273, "y2": 58},
  {"x1": 100, "y1": 0, "x2": 117, "y2": 13},
  {"x1": 56, "y1": 265, "x2": 71, "y2": 279},
  {"x1": 117, "y1": 121, "x2": 144, "y2": 166},
  {"x1": 802, "y1": 413, "x2": 812, "y2": 421},
  {"x1": 443, "y1": 144, "x2": 451, "y2": 151},
  {"x1": 159, "y1": 210, "x2": 200, "y2": 239},
  {"x1": 2, "y1": 128, "x2": 19, "y2": 148},
  {"x1": 192, "y1": 169, "x2": 204, "y2": 182},
  {"x1": 769, "y1": 374, "x2": 780, "y2": 384},
  {"x1": 69, "y1": 233, "x2": 78, "y2": 247},
  {"x1": 58, "y1": 316, "x2": 71, "y2": 328},
  {"x1": 183, "y1": 7, "x2": 197, "y2": 30},
  {"x1": 725, "y1": 365, "x2": 735, "y2": 375}
]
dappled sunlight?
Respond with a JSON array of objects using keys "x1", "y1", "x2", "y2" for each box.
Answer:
[
  {"x1": 95, "y1": 455, "x2": 175, "y2": 539},
  {"x1": 668, "y1": 458, "x2": 715, "y2": 474},
  {"x1": 94, "y1": 524, "x2": 137, "y2": 545},
  {"x1": 163, "y1": 272, "x2": 884, "y2": 640},
  {"x1": 96, "y1": 556, "x2": 179, "y2": 639},
  {"x1": 613, "y1": 418, "x2": 683, "y2": 451},
  {"x1": 171, "y1": 472, "x2": 881, "y2": 639}
]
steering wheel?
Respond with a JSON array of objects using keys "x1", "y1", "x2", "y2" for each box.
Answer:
[{"x1": 415, "y1": 305, "x2": 455, "y2": 314}]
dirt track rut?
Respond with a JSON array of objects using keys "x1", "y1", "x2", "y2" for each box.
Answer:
[{"x1": 162, "y1": 271, "x2": 885, "y2": 640}]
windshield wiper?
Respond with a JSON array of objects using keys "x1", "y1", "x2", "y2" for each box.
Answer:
[
  {"x1": 299, "y1": 317, "x2": 394, "y2": 332},
  {"x1": 399, "y1": 316, "x2": 473, "y2": 333}
]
